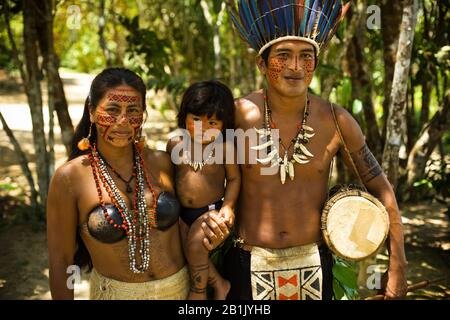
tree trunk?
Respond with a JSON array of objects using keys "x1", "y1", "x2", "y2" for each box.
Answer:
[
  {"x1": 406, "y1": 90, "x2": 450, "y2": 188},
  {"x1": 380, "y1": 0, "x2": 403, "y2": 143},
  {"x1": 35, "y1": 0, "x2": 74, "y2": 156},
  {"x1": 382, "y1": 0, "x2": 418, "y2": 189},
  {"x1": 346, "y1": 1, "x2": 382, "y2": 161},
  {"x1": 0, "y1": 112, "x2": 39, "y2": 214},
  {"x1": 23, "y1": 2, "x2": 50, "y2": 214}
]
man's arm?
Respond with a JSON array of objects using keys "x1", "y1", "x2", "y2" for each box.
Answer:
[{"x1": 335, "y1": 106, "x2": 408, "y2": 299}]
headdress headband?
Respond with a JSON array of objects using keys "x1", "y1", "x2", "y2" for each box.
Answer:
[{"x1": 229, "y1": 0, "x2": 350, "y2": 56}]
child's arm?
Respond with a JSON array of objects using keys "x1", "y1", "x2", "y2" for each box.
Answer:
[{"x1": 220, "y1": 141, "x2": 241, "y2": 227}]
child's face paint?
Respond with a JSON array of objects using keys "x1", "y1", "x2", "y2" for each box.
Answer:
[
  {"x1": 93, "y1": 85, "x2": 144, "y2": 147},
  {"x1": 185, "y1": 113, "x2": 223, "y2": 144},
  {"x1": 263, "y1": 40, "x2": 316, "y2": 97}
]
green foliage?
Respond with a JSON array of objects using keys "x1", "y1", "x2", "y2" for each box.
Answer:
[
  {"x1": 332, "y1": 256, "x2": 359, "y2": 300},
  {"x1": 413, "y1": 157, "x2": 450, "y2": 206},
  {"x1": 0, "y1": 181, "x2": 17, "y2": 192},
  {"x1": 59, "y1": 26, "x2": 105, "y2": 73},
  {"x1": 0, "y1": 33, "x2": 14, "y2": 70},
  {"x1": 120, "y1": 15, "x2": 175, "y2": 91}
]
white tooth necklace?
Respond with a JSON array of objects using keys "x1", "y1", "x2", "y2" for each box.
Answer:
[{"x1": 251, "y1": 91, "x2": 315, "y2": 184}]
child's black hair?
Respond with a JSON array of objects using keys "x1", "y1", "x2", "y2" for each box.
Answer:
[{"x1": 177, "y1": 80, "x2": 235, "y2": 132}]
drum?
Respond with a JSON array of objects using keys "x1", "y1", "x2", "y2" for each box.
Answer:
[{"x1": 321, "y1": 185, "x2": 390, "y2": 261}]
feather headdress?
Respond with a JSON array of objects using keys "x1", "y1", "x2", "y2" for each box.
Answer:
[{"x1": 229, "y1": 0, "x2": 350, "y2": 56}]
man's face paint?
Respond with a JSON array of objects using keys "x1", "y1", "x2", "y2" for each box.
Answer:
[
  {"x1": 93, "y1": 86, "x2": 144, "y2": 147},
  {"x1": 264, "y1": 41, "x2": 316, "y2": 95},
  {"x1": 185, "y1": 113, "x2": 223, "y2": 144}
]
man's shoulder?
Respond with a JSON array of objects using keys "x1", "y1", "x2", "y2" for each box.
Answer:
[
  {"x1": 235, "y1": 90, "x2": 264, "y2": 128},
  {"x1": 310, "y1": 95, "x2": 358, "y2": 127},
  {"x1": 235, "y1": 90, "x2": 262, "y2": 111}
]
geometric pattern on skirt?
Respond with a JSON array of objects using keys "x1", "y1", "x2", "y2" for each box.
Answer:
[{"x1": 250, "y1": 243, "x2": 323, "y2": 300}]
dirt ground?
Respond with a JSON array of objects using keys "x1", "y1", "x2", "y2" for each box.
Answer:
[
  {"x1": 0, "y1": 201, "x2": 448, "y2": 300},
  {"x1": 0, "y1": 71, "x2": 449, "y2": 300}
]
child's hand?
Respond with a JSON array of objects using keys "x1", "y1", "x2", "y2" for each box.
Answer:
[{"x1": 219, "y1": 206, "x2": 234, "y2": 227}]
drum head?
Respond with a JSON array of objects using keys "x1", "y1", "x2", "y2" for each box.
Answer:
[{"x1": 321, "y1": 190, "x2": 389, "y2": 261}]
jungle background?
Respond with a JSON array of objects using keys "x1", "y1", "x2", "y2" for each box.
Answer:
[{"x1": 0, "y1": 0, "x2": 448, "y2": 299}]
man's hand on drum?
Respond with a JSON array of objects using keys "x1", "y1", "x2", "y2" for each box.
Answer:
[
  {"x1": 381, "y1": 267, "x2": 408, "y2": 299},
  {"x1": 201, "y1": 210, "x2": 230, "y2": 251}
]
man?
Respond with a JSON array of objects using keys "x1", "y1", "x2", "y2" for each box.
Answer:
[{"x1": 201, "y1": 0, "x2": 408, "y2": 300}]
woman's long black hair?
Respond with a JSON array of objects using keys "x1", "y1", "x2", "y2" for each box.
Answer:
[{"x1": 69, "y1": 67, "x2": 147, "y2": 270}]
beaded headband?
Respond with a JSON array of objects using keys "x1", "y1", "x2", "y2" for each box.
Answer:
[{"x1": 229, "y1": 0, "x2": 351, "y2": 56}]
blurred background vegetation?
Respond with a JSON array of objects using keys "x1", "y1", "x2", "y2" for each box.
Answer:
[
  {"x1": 0, "y1": 0, "x2": 449, "y2": 219},
  {"x1": 0, "y1": 0, "x2": 448, "y2": 300}
]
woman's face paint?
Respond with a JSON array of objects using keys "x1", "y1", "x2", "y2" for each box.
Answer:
[
  {"x1": 264, "y1": 40, "x2": 316, "y2": 96},
  {"x1": 93, "y1": 85, "x2": 144, "y2": 147},
  {"x1": 185, "y1": 113, "x2": 223, "y2": 144}
]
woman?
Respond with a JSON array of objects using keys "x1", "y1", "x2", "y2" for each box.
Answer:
[{"x1": 47, "y1": 68, "x2": 188, "y2": 300}]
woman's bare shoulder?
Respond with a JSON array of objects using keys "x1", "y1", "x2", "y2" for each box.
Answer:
[{"x1": 55, "y1": 154, "x2": 90, "y2": 178}]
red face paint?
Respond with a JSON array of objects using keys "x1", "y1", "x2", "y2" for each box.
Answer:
[
  {"x1": 267, "y1": 56, "x2": 288, "y2": 83},
  {"x1": 106, "y1": 92, "x2": 140, "y2": 104},
  {"x1": 185, "y1": 113, "x2": 223, "y2": 144},
  {"x1": 94, "y1": 86, "x2": 144, "y2": 146},
  {"x1": 302, "y1": 59, "x2": 315, "y2": 84}
]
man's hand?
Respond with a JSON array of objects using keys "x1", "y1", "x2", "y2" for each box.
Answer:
[
  {"x1": 381, "y1": 267, "x2": 408, "y2": 299},
  {"x1": 201, "y1": 210, "x2": 230, "y2": 251}
]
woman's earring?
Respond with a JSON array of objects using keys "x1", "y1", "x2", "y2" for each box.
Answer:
[
  {"x1": 135, "y1": 128, "x2": 146, "y2": 151},
  {"x1": 78, "y1": 122, "x2": 93, "y2": 151}
]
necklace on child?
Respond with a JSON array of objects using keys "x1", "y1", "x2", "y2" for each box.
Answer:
[
  {"x1": 252, "y1": 91, "x2": 315, "y2": 184},
  {"x1": 184, "y1": 149, "x2": 214, "y2": 171}
]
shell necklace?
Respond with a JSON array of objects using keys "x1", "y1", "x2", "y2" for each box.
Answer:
[{"x1": 252, "y1": 92, "x2": 315, "y2": 184}]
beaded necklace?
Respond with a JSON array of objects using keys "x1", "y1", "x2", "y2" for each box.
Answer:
[
  {"x1": 89, "y1": 143, "x2": 157, "y2": 273},
  {"x1": 252, "y1": 92, "x2": 315, "y2": 184},
  {"x1": 101, "y1": 156, "x2": 135, "y2": 194}
]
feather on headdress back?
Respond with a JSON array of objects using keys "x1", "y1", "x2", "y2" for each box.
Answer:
[{"x1": 229, "y1": 0, "x2": 350, "y2": 56}]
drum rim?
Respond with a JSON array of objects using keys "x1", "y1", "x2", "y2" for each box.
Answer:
[{"x1": 321, "y1": 189, "x2": 390, "y2": 261}]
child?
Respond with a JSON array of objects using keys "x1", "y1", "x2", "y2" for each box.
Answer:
[{"x1": 167, "y1": 80, "x2": 240, "y2": 300}]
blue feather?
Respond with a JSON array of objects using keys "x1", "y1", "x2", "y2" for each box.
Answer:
[
  {"x1": 241, "y1": 0, "x2": 261, "y2": 47},
  {"x1": 285, "y1": 0, "x2": 295, "y2": 35},
  {"x1": 260, "y1": 0, "x2": 276, "y2": 40},
  {"x1": 250, "y1": 0, "x2": 266, "y2": 42},
  {"x1": 284, "y1": 0, "x2": 294, "y2": 35},
  {"x1": 272, "y1": 0, "x2": 287, "y2": 37},
  {"x1": 230, "y1": 11, "x2": 255, "y2": 49},
  {"x1": 306, "y1": 0, "x2": 320, "y2": 37},
  {"x1": 319, "y1": 0, "x2": 336, "y2": 43},
  {"x1": 228, "y1": 0, "x2": 349, "y2": 55},
  {"x1": 323, "y1": 1, "x2": 342, "y2": 44},
  {"x1": 317, "y1": 0, "x2": 332, "y2": 41},
  {"x1": 300, "y1": 0, "x2": 311, "y2": 34}
]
